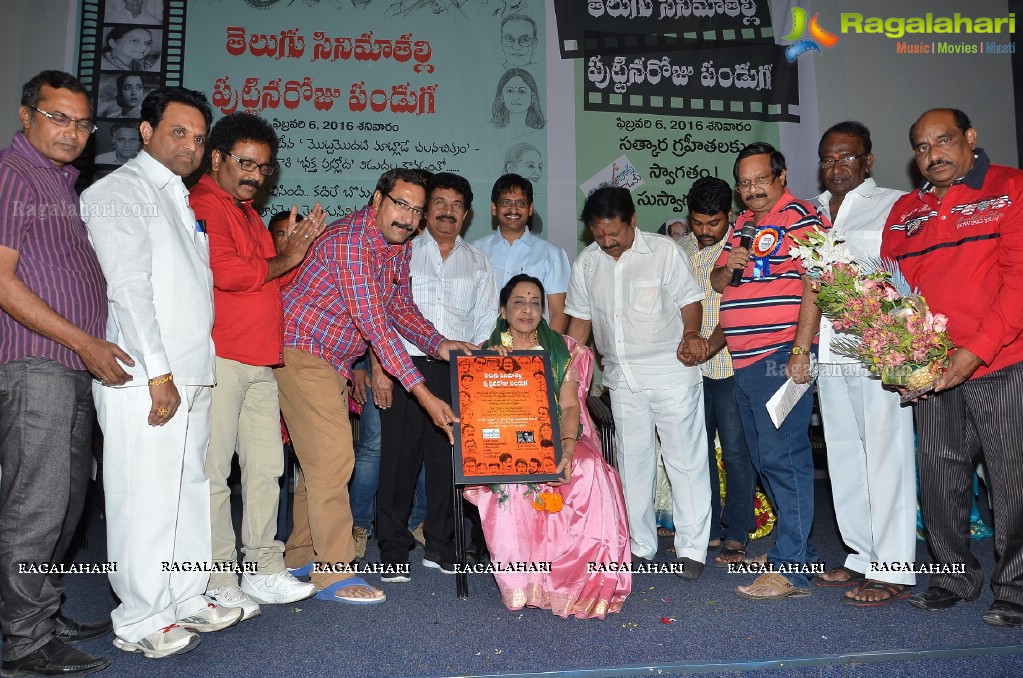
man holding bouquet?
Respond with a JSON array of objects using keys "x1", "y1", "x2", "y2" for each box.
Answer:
[
  {"x1": 882, "y1": 108, "x2": 1023, "y2": 627},
  {"x1": 812, "y1": 122, "x2": 917, "y2": 606}
]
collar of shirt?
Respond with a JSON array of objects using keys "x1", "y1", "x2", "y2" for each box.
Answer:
[
  {"x1": 691, "y1": 235, "x2": 726, "y2": 268},
  {"x1": 10, "y1": 132, "x2": 80, "y2": 183},
  {"x1": 133, "y1": 149, "x2": 182, "y2": 191},
  {"x1": 919, "y1": 147, "x2": 990, "y2": 196},
  {"x1": 496, "y1": 227, "x2": 535, "y2": 249},
  {"x1": 737, "y1": 188, "x2": 796, "y2": 225},
  {"x1": 814, "y1": 176, "x2": 879, "y2": 214},
  {"x1": 414, "y1": 225, "x2": 467, "y2": 253},
  {"x1": 598, "y1": 226, "x2": 654, "y2": 261}
]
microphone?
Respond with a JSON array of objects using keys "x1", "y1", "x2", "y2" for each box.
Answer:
[{"x1": 730, "y1": 224, "x2": 757, "y2": 287}]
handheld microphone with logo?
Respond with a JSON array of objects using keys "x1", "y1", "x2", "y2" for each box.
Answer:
[{"x1": 729, "y1": 225, "x2": 757, "y2": 287}]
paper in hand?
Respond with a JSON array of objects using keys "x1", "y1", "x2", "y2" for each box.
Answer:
[{"x1": 766, "y1": 354, "x2": 819, "y2": 428}]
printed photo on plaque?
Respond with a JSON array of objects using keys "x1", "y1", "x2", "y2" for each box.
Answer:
[{"x1": 450, "y1": 350, "x2": 561, "y2": 485}]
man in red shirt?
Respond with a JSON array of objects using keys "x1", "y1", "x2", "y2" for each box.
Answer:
[
  {"x1": 882, "y1": 109, "x2": 1023, "y2": 626},
  {"x1": 191, "y1": 112, "x2": 326, "y2": 619}
]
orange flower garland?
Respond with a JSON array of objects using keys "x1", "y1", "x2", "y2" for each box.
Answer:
[{"x1": 533, "y1": 490, "x2": 564, "y2": 513}]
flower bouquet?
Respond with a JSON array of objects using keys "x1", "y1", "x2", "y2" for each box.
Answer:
[{"x1": 789, "y1": 227, "x2": 954, "y2": 402}]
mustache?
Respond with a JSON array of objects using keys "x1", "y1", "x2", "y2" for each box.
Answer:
[
  {"x1": 746, "y1": 192, "x2": 768, "y2": 201},
  {"x1": 436, "y1": 214, "x2": 457, "y2": 223},
  {"x1": 239, "y1": 179, "x2": 261, "y2": 190},
  {"x1": 392, "y1": 220, "x2": 414, "y2": 232},
  {"x1": 927, "y1": 159, "x2": 951, "y2": 171}
]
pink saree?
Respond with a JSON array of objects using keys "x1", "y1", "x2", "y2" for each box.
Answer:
[{"x1": 464, "y1": 337, "x2": 632, "y2": 619}]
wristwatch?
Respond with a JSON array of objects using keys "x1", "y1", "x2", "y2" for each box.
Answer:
[{"x1": 791, "y1": 345, "x2": 809, "y2": 356}]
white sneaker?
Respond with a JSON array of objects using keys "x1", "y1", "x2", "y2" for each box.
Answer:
[
  {"x1": 206, "y1": 585, "x2": 261, "y2": 621},
  {"x1": 241, "y1": 570, "x2": 317, "y2": 604},
  {"x1": 177, "y1": 602, "x2": 243, "y2": 633},
  {"x1": 113, "y1": 624, "x2": 200, "y2": 659}
]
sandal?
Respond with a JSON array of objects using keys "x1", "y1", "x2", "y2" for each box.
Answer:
[
  {"x1": 657, "y1": 527, "x2": 675, "y2": 538},
  {"x1": 844, "y1": 580, "x2": 912, "y2": 607},
  {"x1": 735, "y1": 573, "x2": 812, "y2": 600},
  {"x1": 315, "y1": 576, "x2": 386, "y2": 605},
  {"x1": 814, "y1": 565, "x2": 865, "y2": 588},
  {"x1": 714, "y1": 545, "x2": 747, "y2": 567}
]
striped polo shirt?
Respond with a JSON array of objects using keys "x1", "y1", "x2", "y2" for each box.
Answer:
[
  {"x1": 715, "y1": 190, "x2": 829, "y2": 369},
  {"x1": 0, "y1": 132, "x2": 106, "y2": 371}
]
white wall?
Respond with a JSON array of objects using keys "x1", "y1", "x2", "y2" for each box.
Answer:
[{"x1": 0, "y1": 0, "x2": 78, "y2": 119}]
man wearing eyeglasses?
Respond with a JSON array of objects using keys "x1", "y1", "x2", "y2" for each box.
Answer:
[
  {"x1": 190, "y1": 113, "x2": 325, "y2": 620},
  {"x1": 500, "y1": 13, "x2": 538, "y2": 69},
  {"x1": 710, "y1": 142, "x2": 829, "y2": 601},
  {"x1": 274, "y1": 168, "x2": 477, "y2": 602},
  {"x1": 473, "y1": 174, "x2": 570, "y2": 332},
  {"x1": 810, "y1": 122, "x2": 916, "y2": 607},
  {"x1": 0, "y1": 70, "x2": 120, "y2": 677}
]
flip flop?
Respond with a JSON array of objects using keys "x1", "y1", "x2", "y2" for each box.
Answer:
[
  {"x1": 814, "y1": 565, "x2": 865, "y2": 588},
  {"x1": 287, "y1": 562, "x2": 313, "y2": 578},
  {"x1": 844, "y1": 580, "x2": 912, "y2": 607},
  {"x1": 735, "y1": 573, "x2": 812, "y2": 601},
  {"x1": 315, "y1": 576, "x2": 386, "y2": 605}
]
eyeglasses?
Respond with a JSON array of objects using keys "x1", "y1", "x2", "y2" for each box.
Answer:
[
  {"x1": 225, "y1": 151, "x2": 277, "y2": 176},
  {"x1": 385, "y1": 193, "x2": 425, "y2": 217},
  {"x1": 818, "y1": 152, "x2": 867, "y2": 169},
  {"x1": 734, "y1": 175, "x2": 776, "y2": 191},
  {"x1": 29, "y1": 106, "x2": 97, "y2": 134},
  {"x1": 497, "y1": 198, "x2": 529, "y2": 209},
  {"x1": 502, "y1": 35, "x2": 536, "y2": 48}
]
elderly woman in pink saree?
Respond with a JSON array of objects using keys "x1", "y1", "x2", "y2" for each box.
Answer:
[{"x1": 465, "y1": 274, "x2": 631, "y2": 619}]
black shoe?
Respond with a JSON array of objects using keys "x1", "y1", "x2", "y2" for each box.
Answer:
[
  {"x1": 908, "y1": 585, "x2": 972, "y2": 611},
  {"x1": 53, "y1": 613, "x2": 112, "y2": 643},
  {"x1": 674, "y1": 557, "x2": 705, "y2": 581},
  {"x1": 983, "y1": 600, "x2": 1023, "y2": 627},
  {"x1": 466, "y1": 542, "x2": 490, "y2": 565},
  {"x1": 1, "y1": 637, "x2": 110, "y2": 677}
]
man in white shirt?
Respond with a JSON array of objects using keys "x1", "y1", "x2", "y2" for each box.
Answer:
[
  {"x1": 473, "y1": 173, "x2": 570, "y2": 332},
  {"x1": 375, "y1": 172, "x2": 498, "y2": 575},
  {"x1": 812, "y1": 121, "x2": 917, "y2": 605},
  {"x1": 82, "y1": 87, "x2": 242, "y2": 660},
  {"x1": 566, "y1": 186, "x2": 712, "y2": 579}
]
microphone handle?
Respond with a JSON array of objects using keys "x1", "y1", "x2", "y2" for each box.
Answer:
[{"x1": 729, "y1": 236, "x2": 754, "y2": 287}]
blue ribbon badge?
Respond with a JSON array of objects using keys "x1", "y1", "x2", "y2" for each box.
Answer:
[{"x1": 750, "y1": 227, "x2": 783, "y2": 279}]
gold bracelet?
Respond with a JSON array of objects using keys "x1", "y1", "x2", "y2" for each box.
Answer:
[
  {"x1": 148, "y1": 374, "x2": 174, "y2": 386},
  {"x1": 561, "y1": 436, "x2": 577, "y2": 442}
]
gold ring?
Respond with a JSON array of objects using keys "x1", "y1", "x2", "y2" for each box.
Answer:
[{"x1": 157, "y1": 407, "x2": 169, "y2": 416}]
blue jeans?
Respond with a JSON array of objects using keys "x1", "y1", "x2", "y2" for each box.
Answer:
[
  {"x1": 733, "y1": 350, "x2": 818, "y2": 587},
  {"x1": 704, "y1": 376, "x2": 756, "y2": 545},
  {"x1": 350, "y1": 361, "x2": 426, "y2": 534}
]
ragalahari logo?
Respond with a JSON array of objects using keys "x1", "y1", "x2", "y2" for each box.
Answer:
[{"x1": 783, "y1": 7, "x2": 839, "y2": 61}]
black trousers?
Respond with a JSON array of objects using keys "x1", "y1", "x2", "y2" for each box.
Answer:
[
  {"x1": 376, "y1": 358, "x2": 456, "y2": 564},
  {"x1": 0, "y1": 359, "x2": 94, "y2": 659},
  {"x1": 916, "y1": 360, "x2": 1023, "y2": 604}
]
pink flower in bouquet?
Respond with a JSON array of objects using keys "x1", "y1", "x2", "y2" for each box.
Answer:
[
  {"x1": 926, "y1": 311, "x2": 948, "y2": 333},
  {"x1": 883, "y1": 285, "x2": 900, "y2": 302}
]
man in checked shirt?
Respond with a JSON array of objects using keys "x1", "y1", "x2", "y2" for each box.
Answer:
[{"x1": 275, "y1": 168, "x2": 477, "y2": 604}]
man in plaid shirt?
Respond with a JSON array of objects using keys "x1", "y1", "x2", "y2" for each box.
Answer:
[{"x1": 275, "y1": 168, "x2": 476, "y2": 604}]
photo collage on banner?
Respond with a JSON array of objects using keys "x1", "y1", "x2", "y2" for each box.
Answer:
[
  {"x1": 77, "y1": 0, "x2": 178, "y2": 184},
  {"x1": 178, "y1": 0, "x2": 547, "y2": 242},
  {"x1": 558, "y1": 0, "x2": 796, "y2": 232}
]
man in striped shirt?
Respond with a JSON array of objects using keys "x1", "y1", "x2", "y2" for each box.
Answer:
[
  {"x1": 711, "y1": 142, "x2": 828, "y2": 600},
  {"x1": 374, "y1": 172, "x2": 497, "y2": 576},
  {"x1": 0, "y1": 71, "x2": 126, "y2": 677},
  {"x1": 275, "y1": 168, "x2": 477, "y2": 602}
]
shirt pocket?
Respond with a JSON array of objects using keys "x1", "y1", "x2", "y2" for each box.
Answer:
[{"x1": 630, "y1": 279, "x2": 663, "y2": 316}]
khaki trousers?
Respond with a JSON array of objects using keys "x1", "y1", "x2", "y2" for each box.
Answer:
[
  {"x1": 274, "y1": 348, "x2": 355, "y2": 589},
  {"x1": 206, "y1": 357, "x2": 286, "y2": 589}
]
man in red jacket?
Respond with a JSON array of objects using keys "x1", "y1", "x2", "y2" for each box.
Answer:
[
  {"x1": 191, "y1": 112, "x2": 325, "y2": 619},
  {"x1": 881, "y1": 108, "x2": 1023, "y2": 626}
]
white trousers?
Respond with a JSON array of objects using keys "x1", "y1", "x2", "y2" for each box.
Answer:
[
  {"x1": 94, "y1": 383, "x2": 213, "y2": 641},
  {"x1": 818, "y1": 367, "x2": 917, "y2": 585},
  {"x1": 610, "y1": 377, "x2": 711, "y2": 561}
]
